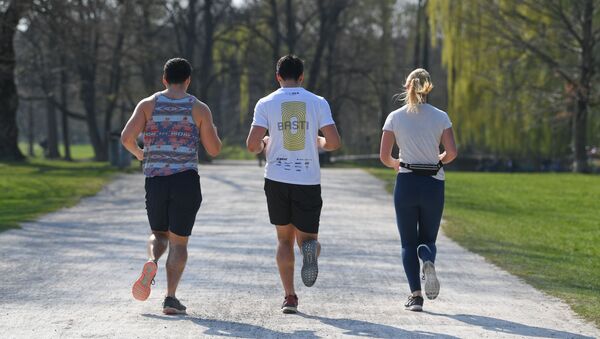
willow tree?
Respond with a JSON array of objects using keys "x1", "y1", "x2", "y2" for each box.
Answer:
[{"x1": 429, "y1": 0, "x2": 599, "y2": 172}]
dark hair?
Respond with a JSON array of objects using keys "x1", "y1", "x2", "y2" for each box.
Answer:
[
  {"x1": 276, "y1": 55, "x2": 304, "y2": 81},
  {"x1": 163, "y1": 58, "x2": 192, "y2": 84}
]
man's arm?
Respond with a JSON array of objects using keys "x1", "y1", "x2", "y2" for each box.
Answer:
[
  {"x1": 246, "y1": 126, "x2": 268, "y2": 154},
  {"x1": 193, "y1": 101, "x2": 222, "y2": 157},
  {"x1": 317, "y1": 124, "x2": 341, "y2": 151},
  {"x1": 121, "y1": 99, "x2": 151, "y2": 161}
]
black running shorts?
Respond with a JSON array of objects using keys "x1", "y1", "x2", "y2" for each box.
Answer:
[
  {"x1": 264, "y1": 178, "x2": 323, "y2": 234},
  {"x1": 145, "y1": 170, "x2": 202, "y2": 237}
]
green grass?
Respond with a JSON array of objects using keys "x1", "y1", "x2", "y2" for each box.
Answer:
[
  {"x1": 1, "y1": 144, "x2": 128, "y2": 232},
  {"x1": 19, "y1": 143, "x2": 97, "y2": 160},
  {"x1": 215, "y1": 140, "x2": 257, "y2": 160},
  {"x1": 368, "y1": 168, "x2": 600, "y2": 326}
]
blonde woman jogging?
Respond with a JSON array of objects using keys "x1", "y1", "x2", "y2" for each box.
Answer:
[{"x1": 379, "y1": 68, "x2": 457, "y2": 312}]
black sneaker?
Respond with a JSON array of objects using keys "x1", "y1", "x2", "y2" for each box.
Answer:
[
  {"x1": 404, "y1": 295, "x2": 424, "y2": 312},
  {"x1": 281, "y1": 294, "x2": 298, "y2": 314},
  {"x1": 301, "y1": 240, "x2": 319, "y2": 287},
  {"x1": 163, "y1": 296, "x2": 187, "y2": 315}
]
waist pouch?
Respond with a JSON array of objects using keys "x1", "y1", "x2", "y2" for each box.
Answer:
[{"x1": 400, "y1": 161, "x2": 443, "y2": 176}]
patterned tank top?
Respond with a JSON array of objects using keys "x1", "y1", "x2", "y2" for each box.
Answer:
[{"x1": 143, "y1": 93, "x2": 200, "y2": 177}]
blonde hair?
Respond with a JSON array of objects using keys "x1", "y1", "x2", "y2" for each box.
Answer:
[{"x1": 400, "y1": 68, "x2": 433, "y2": 112}]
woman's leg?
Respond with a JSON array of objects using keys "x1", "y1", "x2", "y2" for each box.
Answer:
[
  {"x1": 417, "y1": 178, "x2": 445, "y2": 262},
  {"x1": 394, "y1": 174, "x2": 421, "y2": 293},
  {"x1": 417, "y1": 178, "x2": 444, "y2": 300}
]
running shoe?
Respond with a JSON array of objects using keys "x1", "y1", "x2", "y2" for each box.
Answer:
[
  {"x1": 422, "y1": 261, "x2": 440, "y2": 300},
  {"x1": 404, "y1": 295, "x2": 424, "y2": 312},
  {"x1": 132, "y1": 261, "x2": 157, "y2": 301},
  {"x1": 163, "y1": 296, "x2": 187, "y2": 315},
  {"x1": 301, "y1": 239, "x2": 319, "y2": 287},
  {"x1": 281, "y1": 294, "x2": 298, "y2": 314}
]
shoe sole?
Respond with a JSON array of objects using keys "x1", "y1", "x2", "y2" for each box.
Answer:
[
  {"x1": 163, "y1": 307, "x2": 187, "y2": 315},
  {"x1": 282, "y1": 306, "x2": 297, "y2": 314},
  {"x1": 405, "y1": 305, "x2": 423, "y2": 312},
  {"x1": 301, "y1": 240, "x2": 318, "y2": 287},
  {"x1": 422, "y1": 261, "x2": 440, "y2": 300},
  {"x1": 132, "y1": 261, "x2": 157, "y2": 301}
]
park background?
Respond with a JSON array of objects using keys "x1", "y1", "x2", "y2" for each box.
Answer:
[{"x1": 0, "y1": 0, "x2": 599, "y2": 328}]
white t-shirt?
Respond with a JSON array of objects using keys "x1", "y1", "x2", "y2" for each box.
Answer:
[
  {"x1": 382, "y1": 103, "x2": 452, "y2": 181},
  {"x1": 252, "y1": 87, "x2": 335, "y2": 185}
]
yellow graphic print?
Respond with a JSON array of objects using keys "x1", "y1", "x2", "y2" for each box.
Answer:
[{"x1": 281, "y1": 101, "x2": 307, "y2": 151}]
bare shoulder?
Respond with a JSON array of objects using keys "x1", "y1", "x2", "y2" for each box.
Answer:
[
  {"x1": 192, "y1": 98, "x2": 211, "y2": 115},
  {"x1": 137, "y1": 95, "x2": 156, "y2": 118},
  {"x1": 192, "y1": 98, "x2": 213, "y2": 123}
]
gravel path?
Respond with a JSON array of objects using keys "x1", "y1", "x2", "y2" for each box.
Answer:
[{"x1": 1, "y1": 162, "x2": 598, "y2": 338}]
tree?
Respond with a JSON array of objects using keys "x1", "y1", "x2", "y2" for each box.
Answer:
[
  {"x1": 429, "y1": 0, "x2": 599, "y2": 172},
  {"x1": 0, "y1": 0, "x2": 31, "y2": 160}
]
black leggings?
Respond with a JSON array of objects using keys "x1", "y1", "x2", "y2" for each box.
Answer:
[{"x1": 393, "y1": 172, "x2": 444, "y2": 292}]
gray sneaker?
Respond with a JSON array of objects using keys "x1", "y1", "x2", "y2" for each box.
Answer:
[
  {"x1": 301, "y1": 239, "x2": 319, "y2": 287},
  {"x1": 163, "y1": 296, "x2": 187, "y2": 315},
  {"x1": 422, "y1": 261, "x2": 440, "y2": 300}
]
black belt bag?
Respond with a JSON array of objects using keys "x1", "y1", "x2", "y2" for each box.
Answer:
[{"x1": 400, "y1": 161, "x2": 443, "y2": 176}]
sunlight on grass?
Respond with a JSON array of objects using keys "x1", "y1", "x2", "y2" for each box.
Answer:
[{"x1": 367, "y1": 168, "x2": 600, "y2": 327}]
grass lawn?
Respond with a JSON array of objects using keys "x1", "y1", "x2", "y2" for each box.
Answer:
[
  {"x1": 215, "y1": 140, "x2": 256, "y2": 160},
  {"x1": 0, "y1": 145, "x2": 129, "y2": 232},
  {"x1": 368, "y1": 168, "x2": 600, "y2": 326}
]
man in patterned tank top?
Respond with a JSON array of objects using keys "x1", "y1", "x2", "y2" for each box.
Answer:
[{"x1": 121, "y1": 58, "x2": 222, "y2": 314}]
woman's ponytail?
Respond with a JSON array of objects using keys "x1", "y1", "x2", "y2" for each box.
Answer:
[{"x1": 400, "y1": 68, "x2": 433, "y2": 112}]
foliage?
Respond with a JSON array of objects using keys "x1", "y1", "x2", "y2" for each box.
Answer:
[
  {"x1": 14, "y1": 0, "x2": 432, "y2": 160},
  {"x1": 428, "y1": 0, "x2": 600, "y2": 168}
]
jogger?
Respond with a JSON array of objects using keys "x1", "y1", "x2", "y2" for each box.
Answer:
[
  {"x1": 246, "y1": 55, "x2": 341, "y2": 314},
  {"x1": 379, "y1": 68, "x2": 457, "y2": 311},
  {"x1": 394, "y1": 173, "x2": 444, "y2": 294},
  {"x1": 121, "y1": 58, "x2": 222, "y2": 314}
]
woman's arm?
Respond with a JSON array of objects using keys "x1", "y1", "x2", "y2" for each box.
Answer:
[
  {"x1": 379, "y1": 130, "x2": 400, "y2": 171},
  {"x1": 440, "y1": 127, "x2": 457, "y2": 164}
]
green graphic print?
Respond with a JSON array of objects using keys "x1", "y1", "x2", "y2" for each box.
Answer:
[{"x1": 281, "y1": 101, "x2": 307, "y2": 151}]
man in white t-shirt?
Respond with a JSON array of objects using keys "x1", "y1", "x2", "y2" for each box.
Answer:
[{"x1": 246, "y1": 55, "x2": 341, "y2": 314}]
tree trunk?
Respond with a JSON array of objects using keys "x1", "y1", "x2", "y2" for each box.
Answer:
[
  {"x1": 413, "y1": 0, "x2": 422, "y2": 68},
  {"x1": 103, "y1": 2, "x2": 129, "y2": 148},
  {"x1": 269, "y1": 0, "x2": 281, "y2": 62},
  {"x1": 285, "y1": 0, "x2": 296, "y2": 53},
  {"x1": 27, "y1": 102, "x2": 34, "y2": 157},
  {"x1": 572, "y1": 0, "x2": 594, "y2": 173},
  {"x1": 422, "y1": 0, "x2": 430, "y2": 70},
  {"x1": 307, "y1": 1, "x2": 346, "y2": 92},
  {"x1": 572, "y1": 97, "x2": 588, "y2": 172},
  {"x1": 59, "y1": 54, "x2": 71, "y2": 161},
  {"x1": 0, "y1": 1, "x2": 29, "y2": 161},
  {"x1": 140, "y1": 5, "x2": 157, "y2": 94},
  {"x1": 80, "y1": 67, "x2": 107, "y2": 161},
  {"x1": 199, "y1": 0, "x2": 214, "y2": 101},
  {"x1": 45, "y1": 96, "x2": 61, "y2": 158},
  {"x1": 185, "y1": 0, "x2": 198, "y2": 95}
]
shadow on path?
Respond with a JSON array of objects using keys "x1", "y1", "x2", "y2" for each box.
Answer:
[
  {"x1": 298, "y1": 313, "x2": 458, "y2": 338},
  {"x1": 424, "y1": 311, "x2": 594, "y2": 339},
  {"x1": 141, "y1": 313, "x2": 318, "y2": 338}
]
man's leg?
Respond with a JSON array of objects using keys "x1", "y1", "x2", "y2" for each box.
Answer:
[
  {"x1": 276, "y1": 224, "x2": 296, "y2": 296},
  {"x1": 148, "y1": 231, "x2": 169, "y2": 262},
  {"x1": 295, "y1": 229, "x2": 320, "y2": 256},
  {"x1": 165, "y1": 232, "x2": 189, "y2": 298},
  {"x1": 132, "y1": 230, "x2": 167, "y2": 301},
  {"x1": 296, "y1": 227, "x2": 320, "y2": 287}
]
